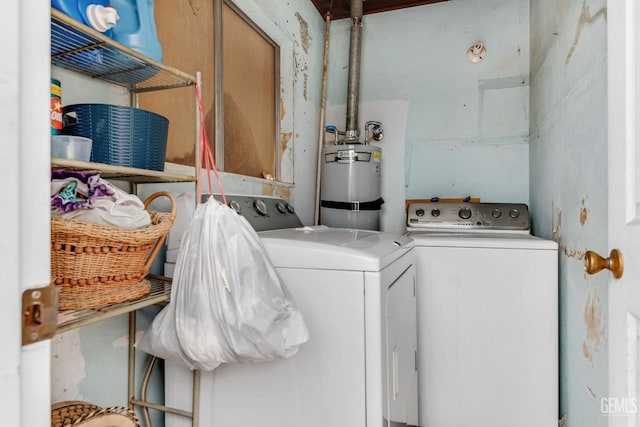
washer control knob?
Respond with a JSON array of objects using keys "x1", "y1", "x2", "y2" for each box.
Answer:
[
  {"x1": 491, "y1": 208, "x2": 502, "y2": 219},
  {"x1": 416, "y1": 208, "x2": 425, "y2": 217},
  {"x1": 276, "y1": 202, "x2": 288, "y2": 214},
  {"x1": 228, "y1": 200, "x2": 241, "y2": 213},
  {"x1": 253, "y1": 199, "x2": 268, "y2": 216},
  {"x1": 286, "y1": 203, "x2": 295, "y2": 214},
  {"x1": 458, "y1": 207, "x2": 472, "y2": 220},
  {"x1": 509, "y1": 209, "x2": 520, "y2": 219},
  {"x1": 431, "y1": 208, "x2": 441, "y2": 217}
]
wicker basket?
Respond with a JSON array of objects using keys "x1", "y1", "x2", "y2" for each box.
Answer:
[
  {"x1": 51, "y1": 401, "x2": 139, "y2": 426},
  {"x1": 51, "y1": 191, "x2": 176, "y2": 310}
]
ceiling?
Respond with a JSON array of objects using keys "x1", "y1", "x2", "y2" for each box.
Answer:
[{"x1": 310, "y1": 0, "x2": 448, "y2": 20}]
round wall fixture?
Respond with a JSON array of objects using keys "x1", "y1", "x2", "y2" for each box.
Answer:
[{"x1": 467, "y1": 42, "x2": 486, "y2": 63}]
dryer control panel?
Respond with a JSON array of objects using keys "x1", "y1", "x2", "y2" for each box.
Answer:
[
  {"x1": 407, "y1": 202, "x2": 531, "y2": 232},
  {"x1": 204, "y1": 194, "x2": 303, "y2": 231}
]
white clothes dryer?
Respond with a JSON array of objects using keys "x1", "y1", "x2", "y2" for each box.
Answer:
[
  {"x1": 406, "y1": 202, "x2": 558, "y2": 427},
  {"x1": 163, "y1": 195, "x2": 419, "y2": 427}
]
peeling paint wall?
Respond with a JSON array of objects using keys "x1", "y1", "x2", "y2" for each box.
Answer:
[
  {"x1": 529, "y1": 0, "x2": 608, "y2": 424},
  {"x1": 142, "y1": 0, "x2": 323, "y2": 221},
  {"x1": 51, "y1": 310, "x2": 164, "y2": 425},
  {"x1": 210, "y1": 0, "x2": 324, "y2": 224},
  {"x1": 325, "y1": 0, "x2": 530, "y2": 232}
]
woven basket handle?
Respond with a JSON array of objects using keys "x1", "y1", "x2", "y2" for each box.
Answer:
[{"x1": 143, "y1": 191, "x2": 177, "y2": 271}]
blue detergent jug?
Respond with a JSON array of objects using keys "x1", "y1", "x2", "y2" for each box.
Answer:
[
  {"x1": 51, "y1": 0, "x2": 119, "y2": 36},
  {"x1": 109, "y1": 0, "x2": 163, "y2": 62}
]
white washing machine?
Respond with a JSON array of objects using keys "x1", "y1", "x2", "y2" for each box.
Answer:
[
  {"x1": 406, "y1": 202, "x2": 558, "y2": 427},
  {"x1": 163, "y1": 195, "x2": 419, "y2": 427}
]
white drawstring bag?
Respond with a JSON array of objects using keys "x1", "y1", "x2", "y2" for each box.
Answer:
[
  {"x1": 139, "y1": 81, "x2": 308, "y2": 370},
  {"x1": 137, "y1": 197, "x2": 309, "y2": 371}
]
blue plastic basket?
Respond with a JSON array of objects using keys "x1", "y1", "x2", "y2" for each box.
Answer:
[{"x1": 62, "y1": 103, "x2": 169, "y2": 171}]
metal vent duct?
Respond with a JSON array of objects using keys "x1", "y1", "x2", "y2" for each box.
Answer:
[{"x1": 345, "y1": 0, "x2": 363, "y2": 143}]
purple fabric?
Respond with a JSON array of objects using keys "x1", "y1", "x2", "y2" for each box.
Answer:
[
  {"x1": 51, "y1": 169, "x2": 96, "y2": 182},
  {"x1": 51, "y1": 170, "x2": 115, "y2": 212}
]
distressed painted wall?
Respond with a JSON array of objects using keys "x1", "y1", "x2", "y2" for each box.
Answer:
[
  {"x1": 210, "y1": 0, "x2": 324, "y2": 225},
  {"x1": 529, "y1": 0, "x2": 608, "y2": 424},
  {"x1": 325, "y1": 0, "x2": 530, "y2": 232}
]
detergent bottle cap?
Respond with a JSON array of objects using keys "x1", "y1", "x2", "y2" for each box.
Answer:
[{"x1": 85, "y1": 4, "x2": 119, "y2": 32}]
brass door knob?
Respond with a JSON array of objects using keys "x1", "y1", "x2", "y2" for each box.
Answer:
[{"x1": 584, "y1": 249, "x2": 624, "y2": 279}]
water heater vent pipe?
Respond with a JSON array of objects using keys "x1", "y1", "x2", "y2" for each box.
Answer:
[{"x1": 345, "y1": 0, "x2": 363, "y2": 143}]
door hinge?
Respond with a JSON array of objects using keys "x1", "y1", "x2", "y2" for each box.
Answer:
[{"x1": 22, "y1": 286, "x2": 58, "y2": 345}]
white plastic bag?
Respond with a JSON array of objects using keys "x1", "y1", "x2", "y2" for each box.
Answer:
[{"x1": 138, "y1": 197, "x2": 309, "y2": 371}]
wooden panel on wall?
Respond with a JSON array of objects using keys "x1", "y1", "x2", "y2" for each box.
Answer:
[
  {"x1": 139, "y1": 0, "x2": 215, "y2": 167},
  {"x1": 222, "y1": 4, "x2": 276, "y2": 179}
]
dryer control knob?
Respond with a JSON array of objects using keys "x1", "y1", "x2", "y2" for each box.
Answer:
[
  {"x1": 491, "y1": 208, "x2": 502, "y2": 219},
  {"x1": 228, "y1": 200, "x2": 241, "y2": 214},
  {"x1": 416, "y1": 208, "x2": 425, "y2": 217},
  {"x1": 276, "y1": 202, "x2": 288, "y2": 214},
  {"x1": 509, "y1": 209, "x2": 520, "y2": 219},
  {"x1": 253, "y1": 199, "x2": 268, "y2": 216},
  {"x1": 458, "y1": 207, "x2": 472, "y2": 220},
  {"x1": 286, "y1": 203, "x2": 295, "y2": 214},
  {"x1": 431, "y1": 208, "x2": 441, "y2": 217}
]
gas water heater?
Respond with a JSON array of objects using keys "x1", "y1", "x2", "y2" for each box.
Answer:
[
  {"x1": 318, "y1": 0, "x2": 385, "y2": 231},
  {"x1": 320, "y1": 122, "x2": 384, "y2": 230}
]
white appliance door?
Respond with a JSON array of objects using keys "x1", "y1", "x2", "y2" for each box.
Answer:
[
  {"x1": 417, "y1": 245, "x2": 558, "y2": 427},
  {"x1": 167, "y1": 268, "x2": 367, "y2": 427}
]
